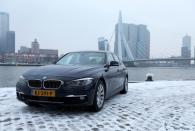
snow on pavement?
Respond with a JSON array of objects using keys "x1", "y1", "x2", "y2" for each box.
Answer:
[{"x1": 1, "y1": 81, "x2": 195, "y2": 131}]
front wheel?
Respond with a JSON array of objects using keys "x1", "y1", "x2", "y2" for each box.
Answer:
[
  {"x1": 120, "y1": 77, "x2": 128, "y2": 94},
  {"x1": 91, "y1": 81, "x2": 105, "y2": 112}
]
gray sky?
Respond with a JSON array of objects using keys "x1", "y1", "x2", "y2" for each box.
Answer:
[{"x1": 0, "y1": 0, "x2": 195, "y2": 57}]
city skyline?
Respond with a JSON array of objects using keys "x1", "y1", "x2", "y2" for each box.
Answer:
[
  {"x1": 1, "y1": 38, "x2": 59, "y2": 64},
  {"x1": 1, "y1": 11, "x2": 193, "y2": 59},
  {"x1": 0, "y1": 0, "x2": 195, "y2": 58}
]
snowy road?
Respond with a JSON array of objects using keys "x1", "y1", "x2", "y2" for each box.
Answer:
[{"x1": 1, "y1": 81, "x2": 195, "y2": 131}]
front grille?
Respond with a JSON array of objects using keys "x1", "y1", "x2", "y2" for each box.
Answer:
[
  {"x1": 28, "y1": 80, "x2": 42, "y2": 88},
  {"x1": 44, "y1": 80, "x2": 63, "y2": 89}
]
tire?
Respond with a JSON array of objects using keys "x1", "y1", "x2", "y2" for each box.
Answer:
[
  {"x1": 91, "y1": 80, "x2": 105, "y2": 112},
  {"x1": 120, "y1": 77, "x2": 128, "y2": 94}
]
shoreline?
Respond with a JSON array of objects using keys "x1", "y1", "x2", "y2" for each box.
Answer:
[
  {"x1": 0, "y1": 63, "x2": 43, "y2": 66},
  {"x1": 0, "y1": 63, "x2": 194, "y2": 68},
  {"x1": 1, "y1": 80, "x2": 195, "y2": 88}
]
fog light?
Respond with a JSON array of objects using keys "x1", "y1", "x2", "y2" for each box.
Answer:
[{"x1": 80, "y1": 96, "x2": 85, "y2": 100}]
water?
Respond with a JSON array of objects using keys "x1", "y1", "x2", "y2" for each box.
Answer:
[
  {"x1": 1, "y1": 66, "x2": 195, "y2": 87},
  {"x1": 128, "y1": 67, "x2": 195, "y2": 81},
  {"x1": 0, "y1": 66, "x2": 36, "y2": 87}
]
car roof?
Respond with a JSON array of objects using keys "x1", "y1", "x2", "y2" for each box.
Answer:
[{"x1": 67, "y1": 50, "x2": 113, "y2": 54}]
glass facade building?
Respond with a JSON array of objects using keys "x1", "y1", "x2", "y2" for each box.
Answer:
[
  {"x1": 114, "y1": 23, "x2": 150, "y2": 61},
  {"x1": 98, "y1": 37, "x2": 109, "y2": 51},
  {"x1": 0, "y1": 12, "x2": 9, "y2": 54},
  {"x1": 0, "y1": 12, "x2": 15, "y2": 54},
  {"x1": 181, "y1": 34, "x2": 191, "y2": 58},
  {"x1": 114, "y1": 12, "x2": 150, "y2": 61}
]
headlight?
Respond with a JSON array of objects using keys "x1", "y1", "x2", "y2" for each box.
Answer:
[{"x1": 68, "y1": 78, "x2": 93, "y2": 86}]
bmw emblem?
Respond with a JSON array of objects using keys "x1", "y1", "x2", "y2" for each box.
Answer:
[{"x1": 43, "y1": 76, "x2": 47, "y2": 80}]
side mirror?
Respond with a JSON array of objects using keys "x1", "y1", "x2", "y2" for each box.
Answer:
[{"x1": 110, "y1": 61, "x2": 119, "y2": 66}]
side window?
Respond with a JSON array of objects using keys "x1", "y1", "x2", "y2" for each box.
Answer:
[
  {"x1": 113, "y1": 54, "x2": 120, "y2": 63},
  {"x1": 107, "y1": 53, "x2": 114, "y2": 63}
]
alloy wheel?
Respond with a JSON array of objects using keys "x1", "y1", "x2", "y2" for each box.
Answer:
[{"x1": 96, "y1": 83, "x2": 105, "y2": 108}]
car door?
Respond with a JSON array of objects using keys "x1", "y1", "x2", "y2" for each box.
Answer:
[
  {"x1": 104, "y1": 53, "x2": 119, "y2": 96},
  {"x1": 112, "y1": 53, "x2": 124, "y2": 90}
]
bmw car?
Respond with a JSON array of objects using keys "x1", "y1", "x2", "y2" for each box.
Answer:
[{"x1": 16, "y1": 51, "x2": 128, "y2": 111}]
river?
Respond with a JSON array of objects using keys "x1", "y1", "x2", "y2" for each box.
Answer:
[{"x1": 0, "y1": 66, "x2": 195, "y2": 87}]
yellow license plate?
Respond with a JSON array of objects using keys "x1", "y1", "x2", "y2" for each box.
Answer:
[{"x1": 32, "y1": 90, "x2": 55, "y2": 97}]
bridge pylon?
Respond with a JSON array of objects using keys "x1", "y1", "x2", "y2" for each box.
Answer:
[{"x1": 114, "y1": 11, "x2": 134, "y2": 61}]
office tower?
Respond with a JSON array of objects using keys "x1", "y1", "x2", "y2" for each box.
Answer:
[
  {"x1": 7, "y1": 31, "x2": 15, "y2": 53},
  {"x1": 114, "y1": 12, "x2": 150, "y2": 61},
  {"x1": 98, "y1": 37, "x2": 110, "y2": 51},
  {"x1": 194, "y1": 47, "x2": 195, "y2": 59},
  {"x1": 181, "y1": 34, "x2": 191, "y2": 58},
  {"x1": 136, "y1": 25, "x2": 150, "y2": 59},
  {"x1": 0, "y1": 12, "x2": 9, "y2": 54}
]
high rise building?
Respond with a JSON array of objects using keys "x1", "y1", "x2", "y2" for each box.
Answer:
[
  {"x1": 7, "y1": 31, "x2": 15, "y2": 53},
  {"x1": 98, "y1": 37, "x2": 110, "y2": 51},
  {"x1": 137, "y1": 25, "x2": 150, "y2": 59},
  {"x1": 31, "y1": 39, "x2": 40, "y2": 54},
  {"x1": 0, "y1": 12, "x2": 9, "y2": 54},
  {"x1": 194, "y1": 47, "x2": 195, "y2": 59},
  {"x1": 181, "y1": 47, "x2": 190, "y2": 58},
  {"x1": 181, "y1": 34, "x2": 191, "y2": 65},
  {"x1": 114, "y1": 12, "x2": 150, "y2": 61},
  {"x1": 181, "y1": 34, "x2": 191, "y2": 58}
]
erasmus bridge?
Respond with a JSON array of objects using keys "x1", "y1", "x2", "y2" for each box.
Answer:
[
  {"x1": 114, "y1": 11, "x2": 135, "y2": 61},
  {"x1": 113, "y1": 12, "x2": 194, "y2": 67}
]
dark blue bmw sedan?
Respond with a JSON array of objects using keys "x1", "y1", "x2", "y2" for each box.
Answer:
[{"x1": 16, "y1": 51, "x2": 128, "y2": 111}]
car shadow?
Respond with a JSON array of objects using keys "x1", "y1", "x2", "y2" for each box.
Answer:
[
  {"x1": 19, "y1": 92, "x2": 125, "y2": 114},
  {"x1": 20, "y1": 105, "x2": 91, "y2": 115}
]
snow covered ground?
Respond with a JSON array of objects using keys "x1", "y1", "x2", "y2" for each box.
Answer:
[{"x1": 1, "y1": 81, "x2": 195, "y2": 131}]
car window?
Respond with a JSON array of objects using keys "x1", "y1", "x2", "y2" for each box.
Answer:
[
  {"x1": 113, "y1": 54, "x2": 120, "y2": 63},
  {"x1": 56, "y1": 52, "x2": 106, "y2": 65},
  {"x1": 107, "y1": 53, "x2": 115, "y2": 63}
]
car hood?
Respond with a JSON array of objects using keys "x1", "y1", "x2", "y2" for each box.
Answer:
[{"x1": 23, "y1": 65, "x2": 104, "y2": 80}]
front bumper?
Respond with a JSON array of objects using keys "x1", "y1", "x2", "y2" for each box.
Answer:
[
  {"x1": 16, "y1": 79, "x2": 97, "y2": 106},
  {"x1": 17, "y1": 92, "x2": 91, "y2": 105}
]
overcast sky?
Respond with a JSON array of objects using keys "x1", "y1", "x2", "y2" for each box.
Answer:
[{"x1": 0, "y1": 0, "x2": 194, "y2": 57}]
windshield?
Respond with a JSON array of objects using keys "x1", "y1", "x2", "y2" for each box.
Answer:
[{"x1": 56, "y1": 52, "x2": 106, "y2": 66}]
